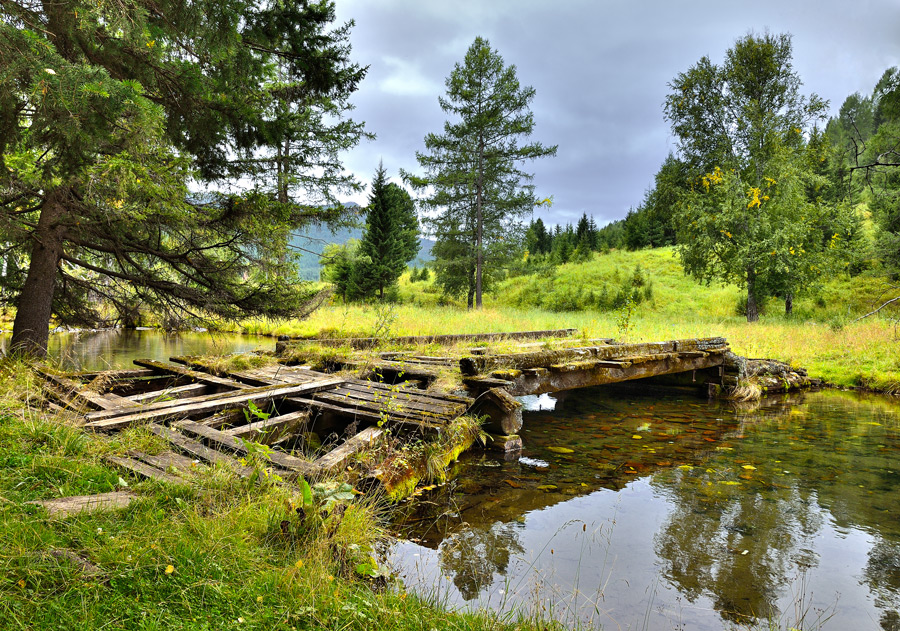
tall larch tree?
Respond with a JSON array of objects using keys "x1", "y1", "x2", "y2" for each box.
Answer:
[
  {"x1": 404, "y1": 36, "x2": 556, "y2": 309},
  {"x1": 0, "y1": 0, "x2": 368, "y2": 355}
]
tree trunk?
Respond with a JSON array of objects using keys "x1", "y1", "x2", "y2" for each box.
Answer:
[
  {"x1": 784, "y1": 292, "x2": 793, "y2": 316},
  {"x1": 745, "y1": 267, "x2": 759, "y2": 323},
  {"x1": 475, "y1": 136, "x2": 484, "y2": 309},
  {"x1": 10, "y1": 189, "x2": 69, "y2": 357}
]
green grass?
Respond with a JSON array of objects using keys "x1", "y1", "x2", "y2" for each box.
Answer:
[
  {"x1": 226, "y1": 247, "x2": 900, "y2": 393},
  {"x1": 0, "y1": 360, "x2": 562, "y2": 631}
]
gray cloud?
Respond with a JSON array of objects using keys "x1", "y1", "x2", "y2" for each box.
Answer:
[{"x1": 332, "y1": 0, "x2": 900, "y2": 227}]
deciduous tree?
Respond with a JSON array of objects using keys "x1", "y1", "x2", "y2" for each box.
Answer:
[{"x1": 664, "y1": 32, "x2": 844, "y2": 321}]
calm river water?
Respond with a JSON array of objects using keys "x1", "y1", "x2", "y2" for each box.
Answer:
[
  {"x1": 0, "y1": 328, "x2": 272, "y2": 371},
  {"x1": 391, "y1": 386, "x2": 900, "y2": 631}
]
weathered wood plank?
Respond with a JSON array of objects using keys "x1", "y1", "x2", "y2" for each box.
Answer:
[
  {"x1": 314, "y1": 426, "x2": 385, "y2": 471},
  {"x1": 329, "y1": 384, "x2": 467, "y2": 416},
  {"x1": 127, "y1": 383, "x2": 209, "y2": 404},
  {"x1": 106, "y1": 455, "x2": 186, "y2": 485},
  {"x1": 27, "y1": 491, "x2": 137, "y2": 518},
  {"x1": 277, "y1": 328, "x2": 578, "y2": 352},
  {"x1": 129, "y1": 450, "x2": 205, "y2": 476},
  {"x1": 68, "y1": 369, "x2": 158, "y2": 380},
  {"x1": 146, "y1": 423, "x2": 258, "y2": 476},
  {"x1": 173, "y1": 420, "x2": 319, "y2": 476},
  {"x1": 311, "y1": 391, "x2": 454, "y2": 425},
  {"x1": 131, "y1": 359, "x2": 254, "y2": 391},
  {"x1": 37, "y1": 369, "x2": 139, "y2": 411},
  {"x1": 288, "y1": 397, "x2": 443, "y2": 431},
  {"x1": 193, "y1": 409, "x2": 246, "y2": 429},
  {"x1": 84, "y1": 378, "x2": 344, "y2": 430},
  {"x1": 222, "y1": 410, "x2": 309, "y2": 444}
]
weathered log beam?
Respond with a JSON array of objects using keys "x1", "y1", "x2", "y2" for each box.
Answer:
[
  {"x1": 495, "y1": 352, "x2": 728, "y2": 396},
  {"x1": 460, "y1": 337, "x2": 728, "y2": 376},
  {"x1": 276, "y1": 328, "x2": 578, "y2": 352}
]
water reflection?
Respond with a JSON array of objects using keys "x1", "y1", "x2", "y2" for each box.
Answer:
[
  {"x1": 0, "y1": 328, "x2": 270, "y2": 371},
  {"x1": 392, "y1": 388, "x2": 900, "y2": 630}
]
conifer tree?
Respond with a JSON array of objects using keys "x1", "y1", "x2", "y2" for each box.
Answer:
[
  {"x1": 358, "y1": 163, "x2": 419, "y2": 300},
  {"x1": 0, "y1": 0, "x2": 367, "y2": 354},
  {"x1": 405, "y1": 37, "x2": 556, "y2": 308}
]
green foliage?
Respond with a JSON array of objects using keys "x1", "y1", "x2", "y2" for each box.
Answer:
[
  {"x1": 664, "y1": 32, "x2": 855, "y2": 321},
  {"x1": 357, "y1": 164, "x2": 420, "y2": 300},
  {"x1": 404, "y1": 36, "x2": 557, "y2": 309},
  {"x1": 0, "y1": 0, "x2": 368, "y2": 354}
]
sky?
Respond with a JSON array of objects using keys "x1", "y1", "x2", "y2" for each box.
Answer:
[{"x1": 331, "y1": 0, "x2": 900, "y2": 228}]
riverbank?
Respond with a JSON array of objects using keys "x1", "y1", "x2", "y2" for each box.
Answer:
[
  {"x1": 0, "y1": 360, "x2": 559, "y2": 631},
  {"x1": 227, "y1": 305, "x2": 900, "y2": 395}
]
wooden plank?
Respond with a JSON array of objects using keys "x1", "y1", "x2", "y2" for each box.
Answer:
[
  {"x1": 68, "y1": 369, "x2": 158, "y2": 380},
  {"x1": 222, "y1": 410, "x2": 309, "y2": 444},
  {"x1": 131, "y1": 359, "x2": 253, "y2": 391},
  {"x1": 37, "y1": 369, "x2": 139, "y2": 411},
  {"x1": 146, "y1": 423, "x2": 258, "y2": 475},
  {"x1": 277, "y1": 328, "x2": 578, "y2": 351},
  {"x1": 106, "y1": 455, "x2": 186, "y2": 485},
  {"x1": 84, "y1": 378, "x2": 344, "y2": 430},
  {"x1": 129, "y1": 450, "x2": 205, "y2": 476},
  {"x1": 288, "y1": 397, "x2": 442, "y2": 431},
  {"x1": 27, "y1": 491, "x2": 137, "y2": 518},
  {"x1": 330, "y1": 383, "x2": 466, "y2": 415},
  {"x1": 173, "y1": 420, "x2": 319, "y2": 476},
  {"x1": 193, "y1": 409, "x2": 246, "y2": 429},
  {"x1": 127, "y1": 383, "x2": 209, "y2": 404},
  {"x1": 314, "y1": 426, "x2": 385, "y2": 471},
  {"x1": 296, "y1": 393, "x2": 450, "y2": 428}
]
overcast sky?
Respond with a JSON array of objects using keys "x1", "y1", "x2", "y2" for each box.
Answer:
[{"x1": 331, "y1": 0, "x2": 900, "y2": 228}]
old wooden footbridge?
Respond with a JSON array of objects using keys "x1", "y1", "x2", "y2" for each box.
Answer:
[{"x1": 37, "y1": 331, "x2": 743, "y2": 512}]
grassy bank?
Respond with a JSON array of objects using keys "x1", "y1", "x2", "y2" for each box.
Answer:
[
  {"x1": 228, "y1": 247, "x2": 899, "y2": 393},
  {"x1": 0, "y1": 361, "x2": 556, "y2": 631}
]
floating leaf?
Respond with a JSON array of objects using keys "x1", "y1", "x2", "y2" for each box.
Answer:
[
  {"x1": 503, "y1": 479, "x2": 522, "y2": 488},
  {"x1": 547, "y1": 446, "x2": 574, "y2": 454},
  {"x1": 742, "y1": 464, "x2": 757, "y2": 471},
  {"x1": 537, "y1": 485, "x2": 558, "y2": 491},
  {"x1": 718, "y1": 481, "x2": 742, "y2": 486},
  {"x1": 632, "y1": 435, "x2": 642, "y2": 440}
]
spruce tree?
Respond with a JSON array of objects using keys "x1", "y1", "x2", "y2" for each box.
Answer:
[{"x1": 358, "y1": 163, "x2": 419, "y2": 300}]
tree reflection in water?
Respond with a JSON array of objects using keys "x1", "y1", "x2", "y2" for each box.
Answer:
[{"x1": 438, "y1": 521, "x2": 525, "y2": 600}]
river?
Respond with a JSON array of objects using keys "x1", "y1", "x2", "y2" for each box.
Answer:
[{"x1": 391, "y1": 385, "x2": 900, "y2": 631}]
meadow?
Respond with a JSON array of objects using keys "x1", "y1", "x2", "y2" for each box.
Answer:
[{"x1": 232, "y1": 247, "x2": 900, "y2": 394}]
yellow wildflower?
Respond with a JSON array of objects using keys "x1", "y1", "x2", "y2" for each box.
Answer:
[{"x1": 165, "y1": 565, "x2": 174, "y2": 575}]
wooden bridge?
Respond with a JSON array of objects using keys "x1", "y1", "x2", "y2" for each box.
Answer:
[{"x1": 35, "y1": 333, "x2": 734, "y2": 511}]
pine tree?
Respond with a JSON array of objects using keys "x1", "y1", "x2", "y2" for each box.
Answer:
[
  {"x1": 405, "y1": 37, "x2": 556, "y2": 308},
  {"x1": 358, "y1": 163, "x2": 420, "y2": 300}
]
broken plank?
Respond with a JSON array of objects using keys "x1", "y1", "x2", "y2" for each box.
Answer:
[
  {"x1": 128, "y1": 450, "x2": 205, "y2": 476},
  {"x1": 146, "y1": 423, "x2": 257, "y2": 476},
  {"x1": 37, "y1": 369, "x2": 139, "y2": 411},
  {"x1": 106, "y1": 455, "x2": 186, "y2": 485},
  {"x1": 289, "y1": 396, "x2": 445, "y2": 431},
  {"x1": 193, "y1": 409, "x2": 246, "y2": 429},
  {"x1": 84, "y1": 378, "x2": 344, "y2": 430},
  {"x1": 222, "y1": 410, "x2": 309, "y2": 444},
  {"x1": 173, "y1": 420, "x2": 318, "y2": 476},
  {"x1": 314, "y1": 426, "x2": 385, "y2": 471},
  {"x1": 310, "y1": 391, "x2": 454, "y2": 424},
  {"x1": 27, "y1": 491, "x2": 137, "y2": 518},
  {"x1": 127, "y1": 383, "x2": 208, "y2": 404},
  {"x1": 132, "y1": 359, "x2": 254, "y2": 391}
]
